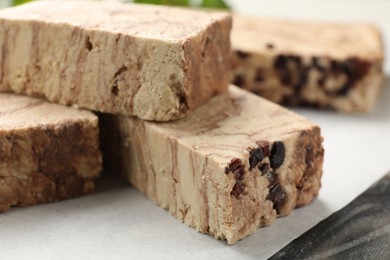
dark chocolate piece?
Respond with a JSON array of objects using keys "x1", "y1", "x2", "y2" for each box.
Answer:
[
  {"x1": 259, "y1": 163, "x2": 270, "y2": 175},
  {"x1": 312, "y1": 56, "x2": 325, "y2": 72},
  {"x1": 225, "y1": 158, "x2": 242, "y2": 173},
  {"x1": 267, "y1": 184, "x2": 286, "y2": 213},
  {"x1": 296, "y1": 66, "x2": 309, "y2": 91},
  {"x1": 336, "y1": 85, "x2": 350, "y2": 96},
  {"x1": 233, "y1": 75, "x2": 246, "y2": 87},
  {"x1": 329, "y1": 57, "x2": 371, "y2": 94},
  {"x1": 256, "y1": 140, "x2": 270, "y2": 157},
  {"x1": 266, "y1": 43, "x2": 275, "y2": 49},
  {"x1": 249, "y1": 148, "x2": 264, "y2": 170},
  {"x1": 254, "y1": 69, "x2": 264, "y2": 82},
  {"x1": 273, "y1": 55, "x2": 371, "y2": 100},
  {"x1": 266, "y1": 171, "x2": 278, "y2": 187},
  {"x1": 225, "y1": 158, "x2": 244, "y2": 181},
  {"x1": 270, "y1": 141, "x2": 285, "y2": 169},
  {"x1": 274, "y1": 55, "x2": 294, "y2": 86},
  {"x1": 236, "y1": 50, "x2": 250, "y2": 59},
  {"x1": 317, "y1": 76, "x2": 326, "y2": 87},
  {"x1": 231, "y1": 181, "x2": 245, "y2": 199},
  {"x1": 233, "y1": 167, "x2": 245, "y2": 181},
  {"x1": 274, "y1": 55, "x2": 308, "y2": 91}
]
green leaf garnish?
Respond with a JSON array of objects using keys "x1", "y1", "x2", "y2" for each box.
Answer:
[
  {"x1": 133, "y1": 0, "x2": 190, "y2": 6},
  {"x1": 200, "y1": 0, "x2": 229, "y2": 9},
  {"x1": 13, "y1": 0, "x2": 32, "y2": 6}
]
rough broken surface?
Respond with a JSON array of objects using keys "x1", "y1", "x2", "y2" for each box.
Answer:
[
  {"x1": 231, "y1": 15, "x2": 384, "y2": 112},
  {"x1": 0, "y1": 94, "x2": 102, "y2": 213},
  {"x1": 101, "y1": 85, "x2": 324, "y2": 244},
  {"x1": 0, "y1": 0, "x2": 231, "y2": 121}
]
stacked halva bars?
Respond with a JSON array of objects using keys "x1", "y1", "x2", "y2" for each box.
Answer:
[
  {"x1": 0, "y1": 94, "x2": 101, "y2": 213},
  {"x1": 0, "y1": 1, "x2": 324, "y2": 244},
  {"x1": 0, "y1": 1, "x2": 231, "y2": 212},
  {"x1": 231, "y1": 15, "x2": 384, "y2": 112},
  {"x1": 0, "y1": 0, "x2": 231, "y2": 121},
  {"x1": 101, "y1": 86, "x2": 323, "y2": 244}
]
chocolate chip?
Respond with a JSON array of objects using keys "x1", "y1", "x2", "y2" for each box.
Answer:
[
  {"x1": 231, "y1": 181, "x2": 245, "y2": 199},
  {"x1": 293, "y1": 56, "x2": 302, "y2": 66},
  {"x1": 328, "y1": 57, "x2": 371, "y2": 96},
  {"x1": 233, "y1": 167, "x2": 244, "y2": 181},
  {"x1": 266, "y1": 43, "x2": 275, "y2": 49},
  {"x1": 317, "y1": 76, "x2": 326, "y2": 87},
  {"x1": 233, "y1": 75, "x2": 245, "y2": 87},
  {"x1": 274, "y1": 55, "x2": 288, "y2": 69},
  {"x1": 249, "y1": 148, "x2": 264, "y2": 170},
  {"x1": 330, "y1": 60, "x2": 344, "y2": 74},
  {"x1": 343, "y1": 57, "x2": 371, "y2": 90},
  {"x1": 254, "y1": 69, "x2": 264, "y2": 82},
  {"x1": 274, "y1": 55, "x2": 292, "y2": 86},
  {"x1": 236, "y1": 50, "x2": 250, "y2": 59},
  {"x1": 296, "y1": 66, "x2": 309, "y2": 91},
  {"x1": 256, "y1": 140, "x2": 270, "y2": 157},
  {"x1": 312, "y1": 57, "x2": 325, "y2": 72},
  {"x1": 266, "y1": 171, "x2": 278, "y2": 187},
  {"x1": 225, "y1": 158, "x2": 242, "y2": 173},
  {"x1": 259, "y1": 163, "x2": 270, "y2": 175},
  {"x1": 270, "y1": 141, "x2": 285, "y2": 169},
  {"x1": 274, "y1": 55, "x2": 305, "y2": 89},
  {"x1": 225, "y1": 158, "x2": 244, "y2": 181},
  {"x1": 348, "y1": 57, "x2": 371, "y2": 81},
  {"x1": 336, "y1": 85, "x2": 350, "y2": 96},
  {"x1": 267, "y1": 184, "x2": 286, "y2": 213}
]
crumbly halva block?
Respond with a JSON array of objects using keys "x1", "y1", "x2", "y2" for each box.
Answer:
[
  {"x1": 101, "y1": 85, "x2": 324, "y2": 244},
  {"x1": 0, "y1": 94, "x2": 102, "y2": 213},
  {"x1": 231, "y1": 15, "x2": 384, "y2": 112},
  {"x1": 0, "y1": 1, "x2": 232, "y2": 121}
]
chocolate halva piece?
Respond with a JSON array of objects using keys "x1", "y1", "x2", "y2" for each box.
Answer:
[
  {"x1": 101, "y1": 85, "x2": 324, "y2": 244},
  {"x1": 0, "y1": 94, "x2": 102, "y2": 213},
  {"x1": 0, "y1": 1, "x2": 231, "y2": 121},
  {"x1": 231, "y1": 15, "x2": 384, "y2": 112}
]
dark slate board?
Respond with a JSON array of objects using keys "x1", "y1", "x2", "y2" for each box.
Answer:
[{"x1": 269, "y1": 172, "x2": 390, "y2": 260}]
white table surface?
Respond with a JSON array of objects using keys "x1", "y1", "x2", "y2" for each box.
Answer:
[{"x1": 1, "y1": 1, "x2": 390, "y2": 259}]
